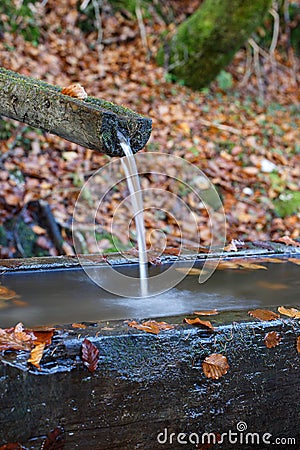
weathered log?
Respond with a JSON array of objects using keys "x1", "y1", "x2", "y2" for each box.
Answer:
[{"x1": 0, "y1": 67, "x2": 152, "y2": 156}]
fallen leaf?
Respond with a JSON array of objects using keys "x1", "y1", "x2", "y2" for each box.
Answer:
[
  {"x1": 0, "y1": 286, "x2": 18, "y2": 300},
  {"x1": 31, "y1": 225, "x2": 47, "y2": 235},
  {"x1": 41, "y1": 426, "x2": 65, "y2": 450},
  {"x1": 127, "y1": 320, "x2": 174, "y2": 334},
  {"x1": 0, "y1": 323, "x2": 35, "y2": 351},
  {"x1": 175, "y1": 267, "x2": 202, "y2": 275},
  {"x1": 215, "y1": 261, "x2": 240, "y2": 270},
  {"x1": 183, "y1": 317, "x2": 215, "y2": 331},
  {"x1": 274, "y1": 236, "x2": 300, "y2": 247},
  {"x1": 248, "y1": 309, "x2": 280, "y2": 321},
  {"x1": 297, "y1": 336, "x2": 300, "y2": 353},
  {"x1": 202, "y1": 354, "x2": 229, "y2": 379},
  {"x1": 288, "y1": 258, "x2": 300, "y2": 265},
  {"x1": 264, "y1": 331, "x2": 282, "y2": 348},
  {"x1": 81, "y1": 338, "x2": 99, "y2": 373},
  {"x1": 61, "y1": 83, "x2": 87, "y2": 99},
  {"x1": 29, "y1": 327, "x2": 55, "y2": 345},
  {"x1": 278, "y1": 306, "x2": 300, "y2": 319},
  {"x1": 28, "y1": 343, "x2": 46, "y2": 370},
  {"x1": 72, "y1": 323, "x2": 87, "y2": 329},
  {"x1": 257, "y1": 281, "x2": 288, "y2": 290},
  {"x1": 238, "y1": 262, "x2": 268, "y2": 270},
  {"x1": 194, "y1": 309, "x2": 219, "y2": 316},
  {"x1": 224, "y1": 240, "x2": 238, "y2": 252},
  {"x1": 0, "y1": 444, "x2": 27, "y2": 450},
  {"x1": 14, "y1": 322, "x2": 34, "y2": 342},
  {"x1": 12, "y1": 299, "x2": 28, "y2": 307}
]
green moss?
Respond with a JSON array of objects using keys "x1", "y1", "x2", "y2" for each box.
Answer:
[
  {"x1": 273, "y1": 191, "x2": 300, "y2": 218},
  {"x1": 158, "y1": 0, "x2": 273, "y2": 89}
]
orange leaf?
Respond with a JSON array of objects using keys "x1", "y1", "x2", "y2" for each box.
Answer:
[
  {"x1": 288, "y1": 258, "x2": 300, "y2": 265},
  {"x1": 183, "y1": 317, "x2": 215, "y2": 331},
  {"x1": 274, "y1": 236, "x2": 300, "y2": 247},
  {"x1": 72, "y1": 323, "x2": 87, "y2": 329},
  {"x1": 81, "y1": 338, "x2": 99, "y2": 373},
  {"x1": 278, "y1": 306, "x2": 300, "y2": 319},
  {"x1": 28, "y1": 343, "x2": 46, "y2": 370},
  {"x1": 128, "y1": 320, "x2": 174, "y2": 334},
  {"x1": 257, "y1": 281, "x2": 288, "y2": 290},
  {"x1": 238, "y1": 262, "x2": 267, "y2": 270},
  {"x1": 29, "y1": 327, "x2": 55, "y2": 345},
  {"x1": 61, "y1": 83, "x2": 87, "y2": 99},
  {"x1": 14, "y1": 322, "x2": 34, "y2": 342},
  {"x1": 0, "y1": 286, "x2": 18, "y2": 300},
  {"x1": 248, "y1": 309, "x2": 280, "y2": 321},
  {"x1": 264, "y1": 331, "x2": 282, "y2": 348},
  {"x1": 194, "y1": 309, "x2": 219, "y2": 316},
  {"x1": 297, "y1": 336, "x2": 300, "y2": 353},
  {"x1": 202, "y1": 354, "x2": 229, "y2": 379},
  {"x1": 0, "y1": 444, "x2": 26, "y2": 450}
]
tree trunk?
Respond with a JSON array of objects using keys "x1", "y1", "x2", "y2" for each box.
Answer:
[
  {"x1": 0, "y1": 67, "x2": 152, "y2": 156},
  {"x1": 157, "y1": 0, "x2": 273, "y2": 89}
]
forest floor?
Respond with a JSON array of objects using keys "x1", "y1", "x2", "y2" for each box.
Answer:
[{"x1": 0, "y1": 0, "x2": 299, "y2": 258}]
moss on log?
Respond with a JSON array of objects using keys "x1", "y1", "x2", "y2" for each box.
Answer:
[
  {"x1": 0, "y1": 67, "x2": 152, "y2": 156},
  {"x1": 157, "y1": 0, "x2": 272, "y2": 89}
]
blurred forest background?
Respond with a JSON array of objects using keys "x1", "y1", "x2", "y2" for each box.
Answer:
[{"x1": 0, "y1": 0, "x2": 299, "y2": 258}]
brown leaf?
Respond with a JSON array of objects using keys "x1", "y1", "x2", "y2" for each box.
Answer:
[
  {"x1": 29, "y1": 327, "x2": 55, "y2": 345},
  {"x1": 81, "y1": 338, "x2": 99, "y2": 373},
  {"x1": 0, "y1": 323, "x2": 35, "y2": 351},
  {"x1": 127, "y1": 320, "x2": 174, "y2": 334},
  {"x1": 175, "y1": 267, "x2": 202, "y2": 275},
  {"x1": 61, "y1": 83, "x2": 87, "y2": 99},
  {"x1": 278, "y1": 306, "x2": 300, "y2": 319},
  {"x1": 28, "y1": 343, "x2": 46, "y2": 370},
  {"x1": 297, "y1": 336, "x2": 300, "y2": 353},
  {"x1": 41, "y1": 426, "x2": 65, "y2": 450},
  {"x1": 288, "y1": 258, "x2": 300, "y2": 265},
  {"x1": 183, "y1": 317, "x2": 215, "y2": 331},
  {"x1": 202, "y1": 354, "x2": 229, "y2": 379},
  {"x1": 274, "y1": 236, "x2": 300, "y2": 247},
  {"x1": 238, "y1": 262, "x2": 267, "y2": 270},
  {"x1": 257, "y1": 281, "x2": 288, "y2": 290},
  {"x1": 264, "y1": 331, "x2": 282, "y2": 348},
  {"x1": 194, "y1": 309, "x2": 219, "y2": 316},
  {"x1": 0, "y1": 444, "x2": 27, "y2": 450},
  {"x1": 0, "y1": 286, "x2": 18, "y2": 300},
  {"x1": 72, "y1": 323, "x2": 87, "y2": 329},
  {"x1": 248, "y1": 309, "x2": 280, "y2": 321}
]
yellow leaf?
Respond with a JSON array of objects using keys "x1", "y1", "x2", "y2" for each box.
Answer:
[
  {"x1": 202, "y1": 353, "x2": 229, "y2": 379},
  {"x1": 278, "y1": 306, "x2": 300, "y2": 319},
  {"x1": 28, "y1": 343, "x2": 45, "y2": 370}
]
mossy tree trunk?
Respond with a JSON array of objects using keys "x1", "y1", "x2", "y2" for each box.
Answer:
[{"x1": 157, "y1": 0, "x2": 273, "y2": 89}]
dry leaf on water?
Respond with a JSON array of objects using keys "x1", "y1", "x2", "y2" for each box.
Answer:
[
  {"x1": 127, "y1": 320, "x2": 174, "y2": 335},
  {"x1": 194, "y1": 309, "x2": 219, "y2": 316},
  {"x1": 288, "y1": 258, "x2": 300, "y2": 265},
  {"x1": 28, "y1": 343, "x2": 46, "y2": 370},
  {"x1": 61, "y1": 83, "x2": 87, "y2": 99},
  {"x1": 264, "y1": 331, "x2": 282, "y2": 348},
  {"x1": 248, "y1": 309, "x2": 280, "y2": 321},
  {"x1": 297, "y1": 336, "x2": 300, "y2": 353},
  {"x1": 256, "y1": 281, "x2": 288, "y2": 290},
  {"x1": 202, "y1": 354, "x2": 229, "y2": 380},
  {"x1": 274, "y1": 236, "x2": 300, "y2": 247},
  {"x1": 72, "y1": 323, "x2": 87, "y2": 329},
  {"x1": 183, "y1": 317, "x2": 215, "y2": 331},
  {"x1": 41, "y1": 426, "x2": 65, "y2": 450},
  {"x1": 81, "y1": 338, "x2": 99, "y2": 373},
  {"x1": 278, "y1": 306, "x2": 300, "y2": 319},
  {"x1": 0, "y1": 286, "x2": 19, "y2": 300}
]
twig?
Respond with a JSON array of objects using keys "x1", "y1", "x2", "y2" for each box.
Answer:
[
  {"x1": 240, "y1": 42, "x2": 253, "y2": 87},
  {"x1": 269, "y1": 6, "x2": 280, "y2": 91},
  {"x1": 91, "y1": 0, "x2": 105, "y2": 77},
  {"x1": 135, "y1": 0, "x2": 151, "y2": 59},
  {"x1": 198, "y1": 118, "x2": 241, "y2": 135},
  {"x1": 248, "y1": 38, "x2": 264, "y2": 100}
]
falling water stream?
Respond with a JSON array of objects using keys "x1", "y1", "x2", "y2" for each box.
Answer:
[{"x1": 118, "y1": 131, "x2": 149, "y2": 296}]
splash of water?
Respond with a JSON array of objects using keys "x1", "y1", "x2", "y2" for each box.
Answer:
[{"x1": 117, "y1": 131, "x2": 148, "y2": 296}]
